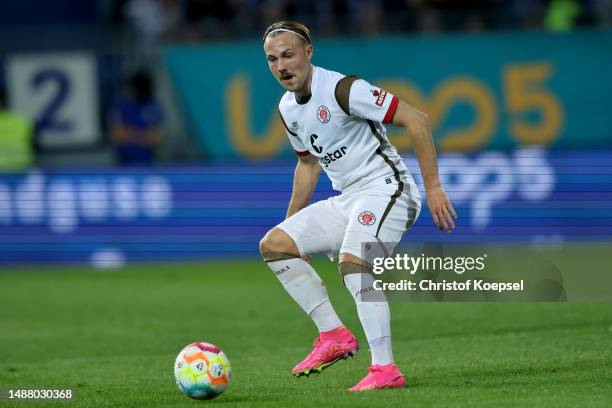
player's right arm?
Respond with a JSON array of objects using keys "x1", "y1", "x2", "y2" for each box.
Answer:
[
  {"x1": 278, "y1": 106, "x2": 320, "y2": 219},
  {"x1": 286, "y1": 153, "x2": 321, "y2": 219}
]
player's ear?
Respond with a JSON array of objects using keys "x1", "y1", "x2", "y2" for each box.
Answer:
[{"x1": 305, "y1": 44, "x2": 313, "y2": 60}]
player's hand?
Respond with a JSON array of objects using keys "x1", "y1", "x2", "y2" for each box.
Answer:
[
  {"x1": 426, "y1": 185, "x2": 457, "y2": 233},
  {"x1": 303, "y1": 255, "x2": 312, "y2": 263}
]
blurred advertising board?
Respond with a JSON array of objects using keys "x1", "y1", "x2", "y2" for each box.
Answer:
[
  {"x1": 0, "y1": 149, "x2": 609, "y2": 265},
  {"x1": 165, "y1": 31, "x2": 612, "y2": 159}
]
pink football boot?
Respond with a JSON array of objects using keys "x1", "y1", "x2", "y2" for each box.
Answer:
[
  {"x1": 348, "y1": 363, "x2": 408, "y2": 391},
  {"x1": 291, "y1": 326, "x2": 359, "y2": 377}
]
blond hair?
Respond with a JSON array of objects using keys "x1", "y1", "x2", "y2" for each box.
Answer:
[{"x1": 263, "y1": 21, "x2": 312, "y2": 45}]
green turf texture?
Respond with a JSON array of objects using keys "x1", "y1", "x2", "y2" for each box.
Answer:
[{"x1": 1, "y1": 255, "x2": 611, "y2": 407}]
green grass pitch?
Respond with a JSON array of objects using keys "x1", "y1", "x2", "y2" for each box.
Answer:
[{"x1": 1, "y1": 255, "x2": 611, "y2": 407}]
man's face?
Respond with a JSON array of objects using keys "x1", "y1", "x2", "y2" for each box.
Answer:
[{"x1": 264, "y1": 32, "x2": 312, "y2": 93}]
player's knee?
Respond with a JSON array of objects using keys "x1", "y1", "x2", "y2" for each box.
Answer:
[
  {"x1": 259, "y1": 228, "x2": 299, "y2": 261},
  {"x1": 258, "y1": 233, "x2": 273, "y2": 256},
  {"x1": 259, "y1": 229, "x2": 281, "y2": 254}
]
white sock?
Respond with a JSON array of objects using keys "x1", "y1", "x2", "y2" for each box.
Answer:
[
  {"x1": 310, "y1": 301, "x2": 344, "y2": 332},
  {"x1": 344, "y1": 273, "x2": 394, "y2": 366},
  {"x1": 267, "y1": 258, "x2": 343, "y2": 332},
  {"x1": 369, "y1": 336, "x2": 394, "y2": 366}
]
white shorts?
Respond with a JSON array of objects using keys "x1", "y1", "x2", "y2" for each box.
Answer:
[{"x1": 277, "y1": 177, "x2": 422, "y2": 263}]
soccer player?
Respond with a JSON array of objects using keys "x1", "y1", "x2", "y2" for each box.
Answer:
[{"x1": 259, "y1": 21, "x2": 457, "y2": 391}]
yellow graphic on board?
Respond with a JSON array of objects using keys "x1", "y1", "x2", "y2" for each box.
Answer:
[
  {"x1": 225, "y1": 62, "x2": 564, "y2": 159},
  {"x1": 226, "y1": 74, "x2": 285, "y2": 159}
]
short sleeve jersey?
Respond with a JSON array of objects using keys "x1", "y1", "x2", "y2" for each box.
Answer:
[{"x1": 279, "y1": 65, "x2": 418, "y2": 196}]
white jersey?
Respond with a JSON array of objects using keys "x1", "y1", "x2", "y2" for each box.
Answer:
[{"x1": 279, "y1": 65, "x2": 419, "y2": 199}]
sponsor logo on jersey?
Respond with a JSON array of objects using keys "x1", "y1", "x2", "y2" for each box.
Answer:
[
  {"x1": 310, "y1": 134, "x2": 323, "y2": 153},
  {"x1": 317, "y1": 105, "x2": 331, "y2": 123},
  {"x1": 291, "y1": 121, "x2": 298, "y2": 131},
  {"x1": 319, "y1": 146, "x2": 348, "y2": 167},
  {"x1": 370, "y1": 89, "x2": 388, "y2": 107},
  {"x1": 358, "y1": 211, "x2": 376, "y2": 225}
]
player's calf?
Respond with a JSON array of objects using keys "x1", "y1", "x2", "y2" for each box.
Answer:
[{"x1": 261, "y1": 228, "x2": 346, "y2": 345}]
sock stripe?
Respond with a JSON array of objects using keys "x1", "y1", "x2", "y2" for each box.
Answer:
[{"x1": 262, "y1": 251, "x2": 299, "y2": 262}]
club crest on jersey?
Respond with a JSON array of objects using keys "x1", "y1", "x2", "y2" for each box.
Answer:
[
  {"x1": 358, "y1": 211, "x2": 376, "y2": 226},
  {"x1": 317, "y1": 105, "x2": 331, "y2": 123},
  {"x1": 370, "y1": 89, "x2": 387, "y2": 107}
]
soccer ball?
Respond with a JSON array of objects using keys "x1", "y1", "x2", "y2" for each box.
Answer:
[{"x1": 174, "y1": 342, "x2": 232, "y2": 400}]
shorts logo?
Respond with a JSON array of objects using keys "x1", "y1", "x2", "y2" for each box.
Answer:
[
  {"x1": 358, "y1": 211, "x2": 376, "y2": 226},
  {"x1": 371, "y1": 89, "x2": 387, "y2": 107},
  {"x1": 317, "y1": 105, "x2": 331, "y2": 123}
]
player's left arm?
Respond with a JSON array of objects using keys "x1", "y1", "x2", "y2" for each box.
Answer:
[{"x1": 390, "y1": 100, "x2": 457, "y2": 233}]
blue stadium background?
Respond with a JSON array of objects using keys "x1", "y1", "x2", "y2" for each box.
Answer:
[
  {"x1": 1, "y1": 148, "x2": 610, "y2": 264},
  {"x1": 0, "y1": 0, "x2": 610, "y2": 266}
]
